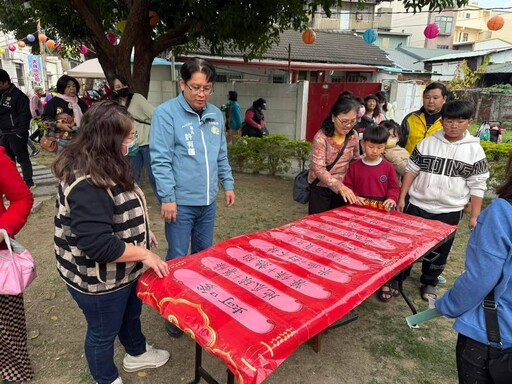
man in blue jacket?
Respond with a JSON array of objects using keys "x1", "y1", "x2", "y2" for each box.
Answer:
[
  {"x1": 0, "y1": 69, "x2": 34, "y2": 188},
  {"x1": 150, "y1": 58, "x2": 235, "y2": 336}
]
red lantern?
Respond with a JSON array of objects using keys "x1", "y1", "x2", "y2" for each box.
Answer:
[
  {"x1": 106, "y1": 32, "x2": 117, "y2": 44},
  {"x1": 424, "y1": 23, "x2": 440, "y2": 39},
  {"x1": 46, "y1": 40, "x2": 56, "y2": 49},
  {"x1": 149, "y1": 10, "x2": 160, "y2": 27},
  {"x1": 302, "y1": 29, "x2": 316, "y2": 45},
  {"x1": 79, "y1": 44, "x2": 88, "y2": 55},
  {"x1": 8, "y1": 44, "x2": 16, "y2": 52},
  {"x1": 487, "y1": 15, "x2": 505, "y2": 31},
  {"x1": 38, "y1": 33, "x2": 47, "y2": 42}
]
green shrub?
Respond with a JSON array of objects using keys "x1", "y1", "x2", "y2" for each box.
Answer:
[
  {"x1": 260, "y1": 135, "x2": 293, "y2": 176},
  {"x1": 481, "y1": 141, "x2": 512, "y2": 191},
  {"x1": 287, "y1": 140, "x2": 312, "y2": 171},
  {"x1": 227, "y1": 135, "x2": 310, "y2": 176}
]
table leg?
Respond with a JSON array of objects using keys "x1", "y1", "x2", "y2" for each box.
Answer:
[
  {"x1": 188, "y1": 342, "x2": 237, "y2": 384},
  {"x1": 397, "y1": 271, "x2": 417, "y2": 315}
]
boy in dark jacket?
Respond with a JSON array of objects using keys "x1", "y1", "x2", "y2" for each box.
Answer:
[{"x1": 0, "y1": 69, "x2": 34, "y2": 188}]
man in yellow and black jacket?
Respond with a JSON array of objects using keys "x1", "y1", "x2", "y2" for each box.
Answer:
[{"x1": 400, "y1": 82, "x2": 448, "y2": 155}]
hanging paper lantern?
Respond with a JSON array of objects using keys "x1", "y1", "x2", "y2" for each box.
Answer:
[
  {"x1": 149, "y1": 10, "x2": 160, "y2": 27},
  {"x1": 0, "y1": 47, "x2": 5, "y2": 54},
  {"x1": 8, "y1": 44, "x2": 16, "y2": 52},
  {"x1": 56, "y1": 43, "x2": 63, "y2": 52},
  {"x1": 424, "y1": 23, "x2": 440, "y2": 39},
  {"x1": 117, "y1": 20, "x2": 127, "y2": 33},
  {"x1": 38, "y1": 33, "x2": 47, "y2": 42},
  {"x1": 17, "y1": 41, "x2": 26, "y2": 48},
  {"x1": 487, "y1": 15, "x2": 505, "y2": 31},
  {"x1": 46, "y1": 40, "x2": 56, "y2": 49},
  {"x1": 79, "y1": 44, "x2": 88, "y2": 55},
  {"x1": 302, "y1": 29, "x2": 316, "y2": 44},
  {"x1": 363, "y1": 28, "x2": 378, "y2": 44},
  {"x1": 26, "y1": 34, "x2": 35, "y2": 43},
  {"x1": 106, "y1": 32, "x2": 117, "y2": 44}
]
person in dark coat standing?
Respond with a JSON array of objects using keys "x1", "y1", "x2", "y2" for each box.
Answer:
[
  {"x1": 242, "y1": 98, "x2": 268, "y2": 137},
  {"x1": 0, "y1": 69, "x2": 34, "y2": 188}
]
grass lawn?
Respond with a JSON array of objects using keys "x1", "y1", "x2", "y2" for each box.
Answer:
[{"x1": 20, "y1": 167, "x2": 472, "y2": 383}]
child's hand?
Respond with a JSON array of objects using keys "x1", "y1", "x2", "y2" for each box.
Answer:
[
  {"x1": 468, "y1": 216, "x2": 478, "y2": 229},
  {"x1": 397, "y1": 198, "x2": 406, "y2": 212},
  {"x1": 354, "y1": 196, "x2": 366, "y2": 206},
  {"x1": 383, "y1": 199, "x2": 396, "y2": 210}
]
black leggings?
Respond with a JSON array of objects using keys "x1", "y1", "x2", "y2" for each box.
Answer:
[{"x1": 308, "y1": 185, "x2": 347, "y2": 215}]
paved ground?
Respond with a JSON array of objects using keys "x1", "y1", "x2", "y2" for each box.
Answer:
[{"x1": 17, "y1": 161, "x2": 58, "y2": 212}]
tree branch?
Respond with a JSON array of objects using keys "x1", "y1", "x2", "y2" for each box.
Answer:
[
  {"x1": 152, "y1": 20, "x2": 193, "y2": 56},
  {"x1": 66, "y1": 0, "x2": 113, "y2": 56}
]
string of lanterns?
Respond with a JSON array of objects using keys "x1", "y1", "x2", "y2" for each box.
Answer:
[
  {"x1": 0, "y1": 10, "x2": 162, "y2": 55},
  {"x1": 301, "y1": 13, "x2": 505, "y2": 46}
]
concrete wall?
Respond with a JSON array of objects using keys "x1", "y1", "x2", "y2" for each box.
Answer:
[
  {"x1": 208, "y1": 82, "x2": 309, "y2": 139},
  {"x1": 460, "y1": 90, "x2": 512, "y2": 128},
  {"x1": 149, "y1": 81, "x2": 309, "y2": 140},
  {"x1": 389, "y1": 81, "x2": 425, "y2": 123}
]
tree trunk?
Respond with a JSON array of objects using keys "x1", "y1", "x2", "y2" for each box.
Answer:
[{"x1": 69, "y1": 0, "x2": 155, "y2": 97}]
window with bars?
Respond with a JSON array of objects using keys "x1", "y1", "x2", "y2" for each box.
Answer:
[
  {"x1": 272, "y1": 74, "x2": 286, "y2": 84},
  {"x1": 434, "y1": 16, "x2": 453, "y2": 34},
  {"x1": 215, "y1": 73, "x2": 242, "y2": 83},
  {"x1": 15, "y1": 63, "x2": 24, "y2": 86}
]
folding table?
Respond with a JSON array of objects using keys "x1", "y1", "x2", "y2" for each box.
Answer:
[{"x1": 137, "y1": 205, "x2": 457, "y2": 384}]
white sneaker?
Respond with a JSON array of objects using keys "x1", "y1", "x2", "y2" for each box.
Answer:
[
  {"x1": 95, "y1": 377, "x2": 123, "y2": 384},
  {"x1": 122, "y1": 344, "x2": 170, "y2": 372}
]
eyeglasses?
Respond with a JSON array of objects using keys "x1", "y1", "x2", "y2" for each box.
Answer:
[
  {"x1": 335, "y1": 116, "x2": 357, "y2": 127},
  {"x1": 185, "y1": 82, "x2": 214, "y2": 95}
]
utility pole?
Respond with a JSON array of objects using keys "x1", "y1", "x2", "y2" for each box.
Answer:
[{"x1": 37, "y1": 19, "x2": 50, "y2": 91}]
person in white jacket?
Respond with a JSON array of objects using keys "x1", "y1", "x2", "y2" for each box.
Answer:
[{"x1": 397, "y1": 100, "x2": 489, "y2": 301}]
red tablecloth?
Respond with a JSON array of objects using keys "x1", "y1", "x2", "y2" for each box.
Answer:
[{"x1": 137, "y1": 206, "x2": 457, "y2": 384}]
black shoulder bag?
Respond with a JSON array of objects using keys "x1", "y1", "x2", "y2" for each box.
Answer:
[
  {"x1": 482, "y1": 288, "x2": 512, "y2": 383},
  {"x1": 293, "y1": 135, "x2": 350, "y2": 204}
]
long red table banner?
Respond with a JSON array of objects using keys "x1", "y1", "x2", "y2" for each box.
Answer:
[{"x1": 137, "y1": 206, "x2": 457, "y2": 384}]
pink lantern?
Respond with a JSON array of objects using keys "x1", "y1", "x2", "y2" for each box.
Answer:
[
  {"x1": 106, "y1": 32, "x2": 117, "y2": 45},
  {"x1": 424, "y1": 23, "x2": 440, "y2": 39},
  {"x1": 8, "y1": 44, "x2": 16, "y2": 52},
  {"x1": 79, "y1": 44, "x2": 88, "y2": 55}
]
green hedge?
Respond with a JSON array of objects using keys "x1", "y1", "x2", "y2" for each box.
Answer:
[
  {"x1": 228, "y1": 135, "x2": 311, "y2": 176},
  {"x1": 227, "y1": 135, "x2": 511, "y2": 188},
  {"x1": 481, "y1": 141, "x2": 512, "y2": 190}
]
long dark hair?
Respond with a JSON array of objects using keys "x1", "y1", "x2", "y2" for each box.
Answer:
[
  {"x1": 376, "y1": 91, "x2": 388, "y2": 113},
  {"x1": 364, "y1": 94, "x2": 383, "y2": 119},
  {"x1": 52, "y1": 101, "x2": 135, "y2": 190},
  {"x1": 497, "y1": 153, "x2": 512, "y2": 199},
  {"x1": 321, "y1": 98, "x2": 359, "y2": 137},
  {"x1": 110, "y1": 74, "x2": 133, "y2": 104}
]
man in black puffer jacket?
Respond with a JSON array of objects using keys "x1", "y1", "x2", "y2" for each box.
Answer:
[{"x1": 0, "y1": 69, "x2": 33, "y2": 188}]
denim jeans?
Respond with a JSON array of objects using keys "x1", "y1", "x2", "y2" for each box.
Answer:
[
  {"x1": 129, "y1": 145, "x2": 157, "y2": 198},
  {"x1": 67, "y1": 282, "x2": 146, "y2": 384},
  {"x1": 165, "y1": 202, "x2": 217, "y2": 260}
]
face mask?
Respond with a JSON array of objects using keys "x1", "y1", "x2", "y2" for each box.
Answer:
[
  {"x1": 357, "y1": 105, "x2": 366, "y2": 119},
  {"x1": 122, "y1": 137, "x2": 137, "y2": 156},
  {"x1": 116, "y1": 88, "x2": 130, "y2": 98},
  {"x1": 386, "y1": 137, "x2": 398, "y2": 149}
]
